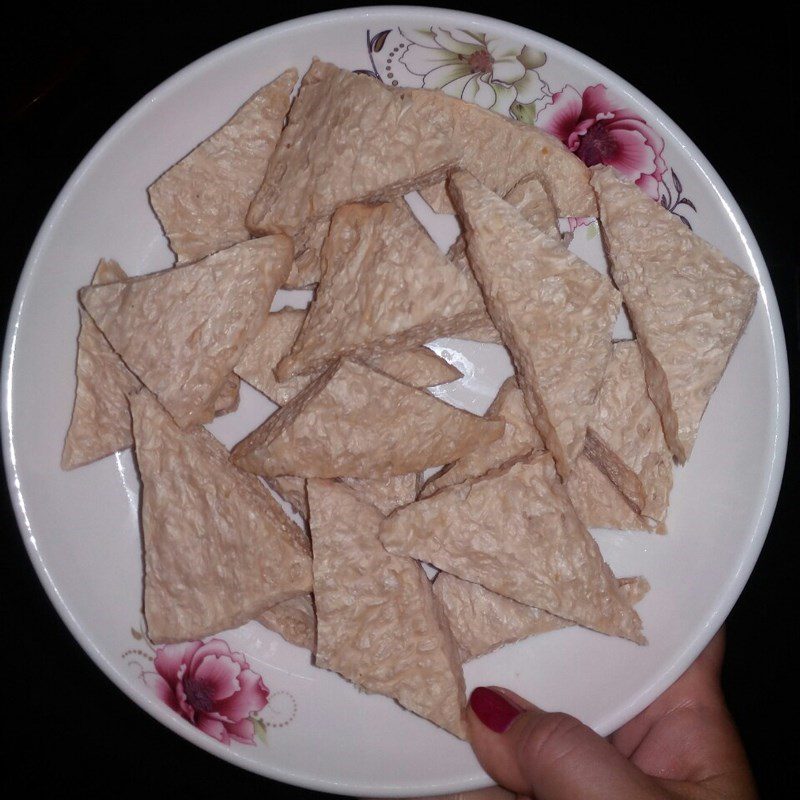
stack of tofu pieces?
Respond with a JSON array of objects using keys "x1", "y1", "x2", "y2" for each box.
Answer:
[{"x1": 63, "y1": 61, "x2": 758, "y2": 739}]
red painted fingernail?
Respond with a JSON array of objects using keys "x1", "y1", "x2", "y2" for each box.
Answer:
[{"x1": 469, "y1": 686, "x2": 523, "y2": 733}]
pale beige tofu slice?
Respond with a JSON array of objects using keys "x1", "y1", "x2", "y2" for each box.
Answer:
[
  {"x1": 309, "y1": 479, "x2": 467, "y2": 738},
  {"x1": 340, "y1": 474, "x2": 420, "y2": 516},
  {"x1": 62, "y1": 260, "x2": 238, "y2": 469},
  {"x1": 406, "y1": 88, "x2": 595, "y2": 217},
  {"x1": 269, "y1": 473, "x2": 420, "y2": 521},
  {"x1": 501, "y1": 173, "x2": 562, "y2": 239},
  {"x1": 591, "y1": 165, "x2": 758, "y2": 463},
  {"x1": 246, "y1": 61, "x2": 458, "y2": 237},
  {"x1": 148, "y1": 69, "x2": 297, "y2": 265},
  {"x1": 449, "y1": 174, "x2": 560, "y2": 276},
  {"x1": 275, "y1": 201, "x2": 489, "y2": 380},
  {"x1": 380, "y1": 455, "x2": 645, "y2": 644},
  {"x1": 420, "y1": 377, "x2": 544, "y2": 498},
  {"x1": 80, "y1": 236, "x2": 292, "y2": 428},
  {"x1": 582, "y1": 341, "x2": 673, "y2": 525},
  {"x1": 236, "y1": 308, "x2": 462, "y2": 406},
  {"x1": 447, "y1": 174, "x2": 558, "y2": 343},
  {"x1": 448, "y1": 318, "x2": 504, "y2": 345},
  {"x1": 449, "y1": 171, "x2": 621, "y2": 479},
  {"x1": 565, "y1": 456, "x2": 663, "y2": 533},
  {"x1": 256, "y1": 594, "x2": 316, "y2": 651},
  {"x1": 129, "y1": 389, "x2": 312, "y2": 644},
  {"x1": 434, "y1": 572, "x2": 649, "y2": 662},
  {"x1": 421, "y1": 377, "x2": 653, "y2": 531},
  {"x1": 62, "y1": 260, "x2": 142, "y2": 469},
  {"x1": 231, "y1": 359, "x2": 504, "y2": 479}
]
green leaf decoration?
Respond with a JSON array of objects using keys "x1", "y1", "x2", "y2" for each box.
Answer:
[
  {"x1": 252, "y1": 715, "x2": 267, "y2": 744},
  {"x1": 370, "y1": 29, "x2": 391, "y2": 52},
  {"x1": 510, "y1": 100, "x2": 537, "y2": 125}
]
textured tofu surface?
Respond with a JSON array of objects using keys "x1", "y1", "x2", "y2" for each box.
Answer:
[
  {"x1": 448, "y1": 174, "x2": 560, "y2": 277},
  {"x1": 256, "y1": 594, "x2": 316, "y2": 651},
  {"x1": 340, "y1": 473, "x2": 420, "y2": 516},
  {"x1": 246, "y1": 61, "x2": 458, "y2": 236},
  {"x1": 231, "y1": 359, "x2": 504, "y2": 478},
  {"x1": 130, "y1": 389, "x2": 312, "y2": 644},
  {"x1": 80, "y1": 237, "x2": 292, "y2": 428},
  {"x1": 502, "y1": 174, "x2": 562, "y2": 239},
  {"x1": 63, "y1": 260, "x2": 239, "y2": 468},
  {"x1": 276, "y1": 201, "x2": 489, "y2": 380},
  {"x1": 148, "y1": 69, "x2": 297, "y2": 264},
  {"x1": 420, "y1": 376, "x2": 658, "y2": 531},
  {"x1": 236, "y1": 308, "x2": 461, "y2": 406},
  {"x1": 450, "y1": 171, "x2": 620, "y2": 478},
  {"x1": 435, "y1": 572, "x2": 650, "y2": 662},
  {"x1": 420, "y1": 377, "x2": 544, "y2": 498},
  {"x1": 591, "y1": 166, "x2": 758, "y2": 462},
  {"x1": 566, "y1": 456, "x2": 664, "y2": 533},
  {"x1": 269, "y1": 473, "x2": 419, "y2": 520},
  {"x1": 408, "y1": 88, "x2": 596, "y2": 217},
  {"x1": 309, "y1": 479, "x2": 467, "y2": 738},
  {"x1": 446, "y1": 175, "x2": 559, "y2": 343},
  {"x1": 283, "y1": 217, "x2": 330, "y2": 288},
  {"x1": 62, "y1": 260, "x2": 141, "y2": 469},
  {"x1": 583, "y1": 341, "x2": 673, "y2": 525},
  {"x1": 380, "y1": 455, "x2": 645, "y2": 643}
]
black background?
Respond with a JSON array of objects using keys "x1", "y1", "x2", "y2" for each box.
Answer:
[{"x1": 3, "y1": 3, "x2": 796, "y2": 797}]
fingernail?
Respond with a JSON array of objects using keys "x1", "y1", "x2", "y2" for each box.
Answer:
[{"x1": 469, "y1": 686, "x2": 523, "y2": 733}]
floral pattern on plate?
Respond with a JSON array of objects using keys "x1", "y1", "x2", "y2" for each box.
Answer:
[
  {"x1": 364, "y1": 26, "x2": 695, "y2": 227},
  {"x1": 124, "y1": 625, "x2": 297, "y2": 746}
]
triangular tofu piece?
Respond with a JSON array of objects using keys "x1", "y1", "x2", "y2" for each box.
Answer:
[
  {"x1": 236, "y1": 307, "x2": 461, "y2": 406},
  {"x1": 422, "y1": 377, "x2": 654, "y2": 531},
  {"x1": 309, "y1": 479, "x2": 467, "y2": 738},
  {"x1": 591, "y1": 166, "x2": 758, "y2": 462},
  {"x1": 449, "y1": 171, "x2": 620, "y2": 478},
  {"x1": 232, "y1": 359, "x2": 503, "y2": 479},
  {"x1": 582, "y1": 341, "x2": 672, "y2": 525},
  {"x1": 269, "y1": 473, "x2": 419, "y2": 521},
  {"x1": 420, "y1": 377, "x2": 545, "y2": 498},
  {"x1": 256, "y1": 594, "x2": 316, "y2": 652},
  {"x1": 80, "y1": 236, "x2": 292, "y2": 428},
  {"x1": 447, "y1": 174, "x2": 559, "y2": 342},
  {"x1": 246, "y1": 61, "x2": 457, "y2": 236},
  {"x1": 566, "y1": 456, "x2": 663, "y2": 533},
  {"x1": 275, "y1": 201, "x2": 489, "y2": 380},
  {"x1": 62, "y1": 260, "x2": 142, "y2": 469},
  {"x1": 380, "y1": 455, "x2": 645, "y2": 643},
  {"x1": 130, "y1": 389, "x2": 312, "y2": 643},
  {"x1": 148, "y1": 69, "x2": 297, "y2": 264},
  {"x1": 434, "y1": 572, "x2": 649, "y2": 662},
  {"x1": 449, "y1": 174, "x2": 561, "y2": 274},
  {"x1": 62, "y1": 260, "x2": 241, "y2": 469},
  {"x1": 407, "y1": 88, "x2": 595, "y2": 217}
]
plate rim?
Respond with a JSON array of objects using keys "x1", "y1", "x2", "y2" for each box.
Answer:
[{"x1": 2, "y1": 5, "x2": 790, "y2": 795}]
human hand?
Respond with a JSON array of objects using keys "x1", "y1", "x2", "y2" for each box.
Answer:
[{"x1": 439, "y1": 628, "x2": 756, "y2": 800}]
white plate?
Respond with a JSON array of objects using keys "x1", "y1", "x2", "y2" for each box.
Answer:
[{"x1": 2, "y1": 6, "x2": 788, "y2": 796}]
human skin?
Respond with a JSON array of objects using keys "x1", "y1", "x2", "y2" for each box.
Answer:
[{"x1": 405, "y1": 628, "x2": 757, "y2": 800}]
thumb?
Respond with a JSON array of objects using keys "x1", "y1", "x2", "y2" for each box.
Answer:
[{"x1": 466, "y1": 687, "x2": 664, "y2": 800}]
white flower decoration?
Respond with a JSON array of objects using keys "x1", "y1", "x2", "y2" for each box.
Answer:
[{"x1": 399, "y1": 27, "x2": 547, "y2": 117}]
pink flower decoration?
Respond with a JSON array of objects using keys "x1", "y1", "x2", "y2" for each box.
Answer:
[
  {"x1": 538, "y1": 84, "x2": 666, "y2": 199},
  {"x1": 145, "y1": 639, "x2": 269, "y2": 745}
]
